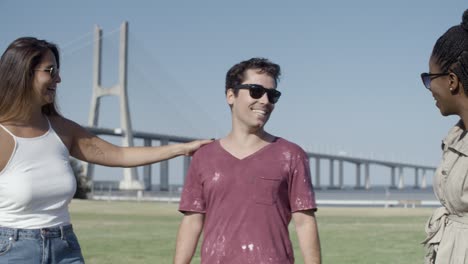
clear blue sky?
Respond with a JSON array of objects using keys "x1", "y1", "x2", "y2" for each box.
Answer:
[{"x1": 1, "y1": 0, "x2": 467, "y2": 186}]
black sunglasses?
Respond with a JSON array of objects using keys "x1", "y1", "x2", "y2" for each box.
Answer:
[
  {"x1": 233, "y1": 84, "x2": 281, "y2": 104},
  {"x1": 420, "y1": 72, "x2": 449, "y2": 90},
  {"x1": 34, "y1": 66, "x2": 59, "y2": 79}
]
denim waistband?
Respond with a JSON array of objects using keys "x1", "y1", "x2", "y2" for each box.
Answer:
[{"x1": 0, "y1": 224, "x2": 74, "y2": 240}]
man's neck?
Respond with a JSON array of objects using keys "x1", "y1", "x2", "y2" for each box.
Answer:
[
  {"x1": 229, "y1": 125, "x2": 272, "y2": 144},
  {"x1": 220, "y1": 128, "x2": 275, "y2": 159}
]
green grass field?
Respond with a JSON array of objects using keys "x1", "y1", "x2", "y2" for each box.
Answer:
[{"x1": 69, "y1": 200, "x2": 433, "y2": 264}]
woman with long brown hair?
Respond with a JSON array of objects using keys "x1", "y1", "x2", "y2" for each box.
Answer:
[{"x1": 0, "y1": 37, "x2": 211, "y2": 263}]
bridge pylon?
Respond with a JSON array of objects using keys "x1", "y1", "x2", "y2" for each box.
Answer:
[{"x1": 83, "y1": 21, "x2": 144, "y2": 190}]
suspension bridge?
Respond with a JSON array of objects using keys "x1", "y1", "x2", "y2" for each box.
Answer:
[{"x1": 62, "y1": 22, "x2": 437, "y2": 206}]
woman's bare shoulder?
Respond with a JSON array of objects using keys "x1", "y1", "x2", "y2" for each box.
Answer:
[{"x1": 0, "y1": 125, "x2": 15, "y2": 173}]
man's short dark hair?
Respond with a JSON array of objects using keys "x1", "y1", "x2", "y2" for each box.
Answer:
[{"x1": 225, "y1": 58, "x2": 281, "y2": 94}]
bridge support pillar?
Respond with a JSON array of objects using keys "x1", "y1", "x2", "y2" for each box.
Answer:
[
  {"x1": 355, "y1": 163, "x2": 362, "y2": 189},
  {"x1": 398, "y1": 167, "x2": 404, "y2": 189},
  {"x1": 364, "y1": 163, "x2": 370, "y2": 189},
  {"x1": 183, "y1": 156, "x2": 191, "y2": 183},
  {"x1": 143, "y1": 139, "x2": 152, "y2": 191},
  {"x1": 421, "y1": 169, "x2": 427, "y2": 189},
  {"x1": 329, "y1": 159, "x2": 338, "y2": 189},
  {"x1": 159, "y1": 139, "x2": 170, "y2": 191},
  {"x1": 315, "y1": 158, "x2": 321, "y2": 189},
  {"x1": 390, "y1": 167, "x2": 397, "y2": 189},
  {"x1": 414, "y1": 168, "x2": 420, "y2": 189},
  {"x1": 338, "y1": 160, "x2": 344, "y2": 189}
]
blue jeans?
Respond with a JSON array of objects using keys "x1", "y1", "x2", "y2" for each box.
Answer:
[{"x1": 0, "y1": 225, "x2": 84, "y2": 264}]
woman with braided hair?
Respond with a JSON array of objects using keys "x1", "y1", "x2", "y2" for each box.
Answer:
[{"x1": 422, "y1": 9, "x2": 468, "y2": 264}]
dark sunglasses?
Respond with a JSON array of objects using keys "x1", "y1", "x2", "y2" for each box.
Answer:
[
  {"x1": 420, "y1": 72, "x2": 449, "y2": 90},
  {"x1": 233, "y1": 84, "x2": 281, "y2": 104},
  {"x1": 34, "y1": 66, "x2": 59, "y2": 79}
]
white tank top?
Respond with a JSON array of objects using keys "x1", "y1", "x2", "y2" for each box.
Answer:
[{"x1": 0, "y1": 119, "x2": 76, "y2": 229}]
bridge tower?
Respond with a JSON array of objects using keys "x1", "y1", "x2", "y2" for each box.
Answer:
[{"x1": 84, "y1": 21, "x2": 144, "y2": 190}]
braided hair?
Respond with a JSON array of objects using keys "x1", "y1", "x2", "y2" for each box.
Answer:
[{"x1": 431, "y1": 9, "x2": 468, "y2": 93}]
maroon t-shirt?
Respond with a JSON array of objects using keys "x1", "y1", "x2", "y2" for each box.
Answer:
[{"x1": 179, "y1": 138, "x2": 317, "y2": 264}]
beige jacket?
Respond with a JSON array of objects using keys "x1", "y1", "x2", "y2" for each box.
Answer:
[{"x1": 424, "y1": 121, "x2": 468, "y2": 264}]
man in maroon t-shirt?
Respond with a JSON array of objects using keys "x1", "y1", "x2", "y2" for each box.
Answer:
[{"x1": 174, "y1": 58, "x2": 321, "y2": 264}]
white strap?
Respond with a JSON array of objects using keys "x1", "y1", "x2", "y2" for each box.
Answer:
[{"x1": 0, "y1": 123, "x2": 16, "y2": 138}]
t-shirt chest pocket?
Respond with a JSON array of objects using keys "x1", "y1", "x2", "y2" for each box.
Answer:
[{"x1": 254, "y1": 175, "x2": 282, "y2": 205}]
